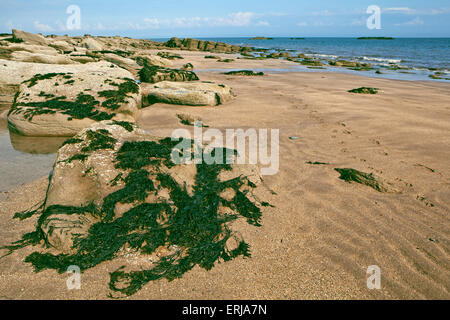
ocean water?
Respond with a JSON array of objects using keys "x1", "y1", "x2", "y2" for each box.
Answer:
[
  {"x1": 196, "y1": 37, "x2": 450, "y2": 71},
  {"x1": 152, "y1": 37, "x2": 450, "y2": 80}
]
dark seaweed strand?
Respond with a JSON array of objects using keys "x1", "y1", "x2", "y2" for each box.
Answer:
[
  {"x1": 1, "y1": 134, "x2": 265, "y2": 297},
  {"x1": 10, "y1": 93, "x2": 115, "y2": 122},
  {"x1": 11, "y1": 78, "x2": 138, "y2": 122}
]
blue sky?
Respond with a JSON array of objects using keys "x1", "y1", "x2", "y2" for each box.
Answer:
[{"x1": 1, "y1": 0, "x2": 450, "y2": 38}]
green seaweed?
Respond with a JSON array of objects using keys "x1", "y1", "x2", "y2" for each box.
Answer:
[
  {"x1": 224, "y1": 70, "x2": 264, "y2": 76},
  {"x1": 2, "y1": 133, "x2": 265, "y2": 298},
  {"x1": 138, "y1": 65, "x2": 199, "y2": 84},
  {"x1": 10, "y1": 93, "x2": 115, "y2": 122},
  {"x1": 306, "y1": 161, "x2": 329, "y2": 165},
  {"x1": 81, "y1": 129, "x2": 117, "y2": 152},
  {"x1": 24, "y1": 73, "x2": 68, "y2": 88},
  {"x1": 348, "y1": 87, "x2": 379, "y2": 94},
  {"x1": 111, "y1": 120, "x2": 134, "y2": 132},
  {"x1": 335, "y1": 168, "x2": 386, "y2": 192},
  {"x1": 98, "y1": 78, "x2": 139, "y2": 110}
]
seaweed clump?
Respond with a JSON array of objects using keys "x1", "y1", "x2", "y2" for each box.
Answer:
[
  {"x1": 348, "y1": 87, "x2": 379, "y2": 94},
  {"x1": 224, "y1": 70, "x2": 264, "y2": 76},
  {"x1": 335, "y1": 168, "x2": 387, "y2": 192},
  {"x1": 24, "y1": 73, "x2": 69, "y2": 88},
  {"x1": 9, "y1": 93, "x2": 115, "y2": 122},
  {"x1": 2, "y1": 131, "x2": 265, "y2": 298},
  {"x1": 157, "y1": 51, "x2": 183, "y2": 60},
  {"x1": 138, "y1": 65, "x2": 199, "y2": 84},
  {"x1": 98, "y1": 78, "x2": 139, "y2": 110}
]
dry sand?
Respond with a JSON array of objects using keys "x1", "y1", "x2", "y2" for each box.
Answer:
[{"x1": 0, "y1": 51, "x2": 449, "y2": 299}]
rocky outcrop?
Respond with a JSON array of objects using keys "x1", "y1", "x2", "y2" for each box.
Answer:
[
  {"x1": 12, "y1": 29, "x2": 48, "y2": 46},
  {"x1": 142, "y1": 81, "x2": 233, "y2": 106},
  {"x1": 10, "y1": 50, "x2": 75, "y2": 64},
  {"x1": 135, "y1": 55, "x2": 173, "y2": 68},
  {"x1": 138, "y1": 65, "x2": 199, "y2": 84},
  {"x1": 7, "y1": 71, "x2": 141, "y2": 136},
  {"x1": 165, "y1": 37, "x2": 248, "y2": 53},
  {"x1": 80, "y1": 37, "x2": 103, "y2": 51}
]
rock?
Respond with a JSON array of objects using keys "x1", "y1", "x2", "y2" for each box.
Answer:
[
  {"x1": 102, "y1": 53, "x2": 139, "y2": 72},
  {"x1": 49, "y1": 40, "x2": 73, "y2": 52},
  {"x1": 138, "y1": 65, "x2": 199, "y2": 84},
  {"x1": 36, "y1": 120, "x2": 262, "y2": 256},
  {"x1": 142, "y1": 81, "x2": 233, "y2": 106},
  {"x1": 81, "y1": 37, "x2": 103, "y2": 51},
  {"x1": 135, "y1": 55, "x2": 173, "y2": 68},
  {"x1": 164, "y1": 37, "x2": 249, "y2": 53},
  {"x1": 12, "y1": 29, "x2": 48, "y2": 45},
  {"x1": 0, "y1": 59, "x2": 131, "y2": 85},
  {"x1": 10, "y1": 51, "x2": 75, "y2": 64},
  {"x1": 7, "y1": 72, "x2": 141, "y2": 136}
]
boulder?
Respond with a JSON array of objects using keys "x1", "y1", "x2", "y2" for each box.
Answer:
[
  {"x1": 12, "y1": 29, "x2": 48, "y2": 45},
  {"x1": 37, "y1": 120, "x2": 262, "y2": 257},
  {"x1": 138, "y1": 65, "x2": 199, "y2": 84},
  {"x1": 0, "y1": 59, "x2": 131, "y2": 85},
  {"x1": 142, "y1": 81, "x2": 233, "y2": 106},
  {"x1": 135, "y1": 55, "x2": 173, "y2": 68},
  {"x1": 10, "y1": 51, "x2": 75, "y2": 64},
  {"x1": 81, "y1": 37, "x2": 103, "y2": 51},
  {"x1": 7, "y1": 72, "x2": 141, "y2": 136},
  {"x1": 49, "y1": 40, "x2": 73, "y2": 52}
]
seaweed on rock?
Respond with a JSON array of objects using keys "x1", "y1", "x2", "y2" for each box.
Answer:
[{"x1": 1, "y1": 130, "x2": 266, "y2": 298}]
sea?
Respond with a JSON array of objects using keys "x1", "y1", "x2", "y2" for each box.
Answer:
[{"x1": 152, "y1": 37, "x2": 450, "y2": 81}]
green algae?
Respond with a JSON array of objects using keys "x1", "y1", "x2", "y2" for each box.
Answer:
[
  {"x1": 10, "y1": 93, "x2": 115, "y2": 122},
  {"x1": 335, "y1": 168, "x2": 386, "y2": 192},
  {"x1": 224, "y1": 70, "x2": 264, "y2": 76},
  {"x1": 348, "y1": 87, "x2": 379, "y2": 94},
  {"x1": 1, "y1": 132, "x2": 265, "y2": 298},
  {"x1": 138, "y1": 65, "x2": 199, "y2": 84},
  {"x1": 24, "y1": 73, "x2": 69, "y2": 88}
]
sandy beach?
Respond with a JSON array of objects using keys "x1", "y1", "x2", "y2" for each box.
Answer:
[{"x1": 0, "y1": 48, "x2": 449, "y2": 299}]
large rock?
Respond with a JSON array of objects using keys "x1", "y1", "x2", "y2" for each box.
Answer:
[
  {"x1": 142, "y1": 81, "x2": 233, "y2": 106},
  {"x1": 138, "y1": 65, "x2": 199, "y2": 84},
  {"x1": 7, "y1": 72, "x2": 141, "y2": 136},
  {"x1": 10, "y1": 51, "x2": 75, "y2": 64},
  {"x1": 81, "y1": 37, "x2": 103, "y2": 51},
  {"x1": 12, "y1": 29, "x2": 48, "y2": 45},
  {"x1": 0, "y1": 59, "x2": 131, "y2": 85},
  {"x1": 135, "y1": 55, "x2": 173, "y2": 68},
  {"x1": 38, "y1": 121, "x2": 262, "y2": 253}
]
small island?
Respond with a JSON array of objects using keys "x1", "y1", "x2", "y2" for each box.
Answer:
[
  {"x1": 357, "y1": 37, "x2": 394, "y2": 40},
  {"x1": 249, "y1": 37, "x2": 274, "y2": 40}
]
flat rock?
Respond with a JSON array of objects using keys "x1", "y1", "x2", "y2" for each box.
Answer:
[
  {"x1": 7, "y1": 72, "x2": 142, "y2": 136},
  {"x1": 142, "y1": 81, "x2": 233, "y2": 106}
]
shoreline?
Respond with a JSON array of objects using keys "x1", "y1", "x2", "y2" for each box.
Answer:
[{"x1": 1, "y1": 63, "x2": 449, "y2": 299}]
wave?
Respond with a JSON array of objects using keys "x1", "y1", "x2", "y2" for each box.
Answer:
[{"x1": 360, "y1": 56, "x2": 403, "y2": 64}]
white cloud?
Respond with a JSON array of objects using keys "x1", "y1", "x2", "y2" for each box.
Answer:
[
  {"x1": 395, "y1": 17, "x2": 425, "y2": 26},
  {"x1": 34, "y1": 21, "x2": 54, "y2": 32},
  {"x1": 384, "y1": 7, "x2": 450, "y2": 15},
  {"x1": 255, "y1": 21, "x2": 270, "y2": 27},
  {"x1": 311, "y1": 10, "x2": 334, "y2": 17},
  {"x1": 297, "y1": 22, "x2": 308, "y2": 27},
  {"x1": 211, "y1": 12, "x2": 256, "y2": 27}
]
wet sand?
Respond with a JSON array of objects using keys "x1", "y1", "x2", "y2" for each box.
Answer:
[{"x1": 0, "y1": 52, "x2": 449, "y2": 299}]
